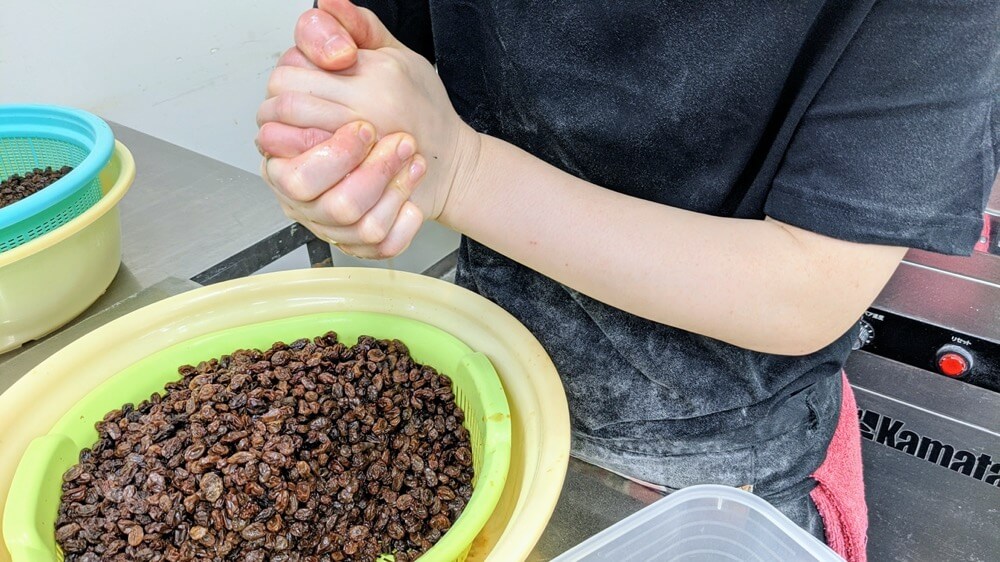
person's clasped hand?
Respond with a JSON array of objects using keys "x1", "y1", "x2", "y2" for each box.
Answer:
[{"x1": 256, "y1": 0, "x2": 479, "y2": 258}]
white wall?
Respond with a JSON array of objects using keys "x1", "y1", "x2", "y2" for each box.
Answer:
[
  {"x1": 0, "y1": 0, "x2": 459, "y2": 273},
  {"x1": 1, "y1": 0, "x2": 301, "y2": 173}
]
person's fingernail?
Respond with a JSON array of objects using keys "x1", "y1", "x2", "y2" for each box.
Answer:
[
  {"x1": 324, "y1": 35, "x2": 353, "y2": 59},
  {"x1": 409, "y1": 159, "x2": 426, "y2": 179},
  {"x1": 397, "y1": 138, "x2": 416, "y2": 160},
  {"x1": 358, "y1": 123, "x2": 375, "y2": 144}
]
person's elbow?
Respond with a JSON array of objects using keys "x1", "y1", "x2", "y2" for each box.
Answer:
[{"x1": 753, "y1": 220, "x2": 908, "y2": 357}]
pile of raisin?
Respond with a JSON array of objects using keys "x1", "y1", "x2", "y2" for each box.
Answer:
[
  {"x1": 1, "y1": 166, "x2": 73, "y2": 208},
  {"x1": 55, "y1": 333, "x2": 475, "y2": 562}
]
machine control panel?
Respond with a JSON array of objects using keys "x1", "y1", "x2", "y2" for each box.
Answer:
[{"x1": 857, "y1": 308, "x2": 999, "y2": 393}]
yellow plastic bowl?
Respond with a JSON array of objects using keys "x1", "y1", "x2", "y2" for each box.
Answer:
[
  {"x1": 0, "y1": 268, "x2": 571, "y2": 562},
  {"x1": 0, "y1": 141, "x2": 135, "y2": 354}
]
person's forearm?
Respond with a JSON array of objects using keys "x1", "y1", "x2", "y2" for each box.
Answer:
[{"x1": 440, "y1": 133, "x2": 906, "y2": 355}]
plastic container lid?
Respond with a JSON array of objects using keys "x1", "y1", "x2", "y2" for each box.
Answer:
[{"x1": 552, "y1": 484, "x2": 844, "y2": 561}]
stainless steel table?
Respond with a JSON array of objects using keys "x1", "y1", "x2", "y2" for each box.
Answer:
[{"x1": 4, "y1": 127, "x2": 995, "y2": 561}]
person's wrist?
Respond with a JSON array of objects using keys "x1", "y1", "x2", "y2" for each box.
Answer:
[{"x1": 437, "y1": 124, "x2": 484, "y2": 228}]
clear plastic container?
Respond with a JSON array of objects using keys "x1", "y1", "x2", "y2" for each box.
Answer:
[{"x1": 553, "y1": 484, "x2": 844, "y2": 561}]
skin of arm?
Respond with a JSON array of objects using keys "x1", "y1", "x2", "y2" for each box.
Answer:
[
  {"x1": 257, "y1": 0, "x2": 907, "y2": 356},
  {"x1": 442, "y1": 131, "x2": 906, "y2": 356}
]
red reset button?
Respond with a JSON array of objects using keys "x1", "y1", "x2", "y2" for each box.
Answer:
[{"x1": 936, "y1": 345, "x2": 973, "y2": 377}]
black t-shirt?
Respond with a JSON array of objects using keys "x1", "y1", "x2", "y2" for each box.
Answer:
[{"x1": 361, "y1": 0, "x2": 999, "y2": 493}]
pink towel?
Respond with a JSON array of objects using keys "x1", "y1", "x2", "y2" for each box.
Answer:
[{"x1": 810, "y1": 372, "x2": 868, "y2": 561}]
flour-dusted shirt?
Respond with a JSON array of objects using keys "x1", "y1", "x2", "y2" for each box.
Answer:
[{"x1": 358, "y1": 0, "x2": 999, "y2": 503}]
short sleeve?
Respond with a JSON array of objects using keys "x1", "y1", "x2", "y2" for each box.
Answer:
[{"x1": 766, "y1": 0, "x2": 999, "y2": 255}]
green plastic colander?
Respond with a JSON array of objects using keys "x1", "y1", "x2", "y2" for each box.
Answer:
[
  {"x1": 0, "y1": 105, "x2": 114, "y2": 253},
  {"x1": 3, "y1": 312, "x2": 512, "y2": 562}
]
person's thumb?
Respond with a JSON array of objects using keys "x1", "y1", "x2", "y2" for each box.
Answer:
[{"x1": 295, "y1": 9, "x2": 359, "y2": 71}]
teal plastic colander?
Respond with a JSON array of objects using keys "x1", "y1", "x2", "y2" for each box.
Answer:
[{"x1": 0, "y1": 105, "x2": 114, "y2": 253}]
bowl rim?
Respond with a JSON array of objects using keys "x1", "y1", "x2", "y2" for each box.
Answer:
[
  {"x1": 0, "y1": 105, "x2": 115, "y2": 230},
  {"x1": 0, "y1": 140, "x2": 133, "y2": 267},
  {"x1": 0, "y1": 268, "x2": 571, "y2": 562}
]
